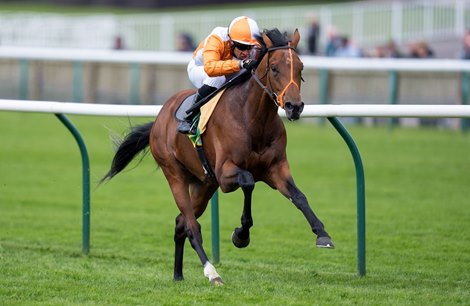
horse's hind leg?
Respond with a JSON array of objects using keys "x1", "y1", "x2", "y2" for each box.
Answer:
[
  {"x1": 170, "y1": 178, "x2": 222, "y2": 284},
  {"x1": 189, "y1": 182, "x2": 222, "y2": 285},
  {"x1": 232, "y1": 170, "x2": 255, "y2": 248},
  {"x1": 173, "y1": 214, "x2": 186, "y2": 281},
  {"x1": 174, "y1": 213, "x2": 205, "y2": 281}
]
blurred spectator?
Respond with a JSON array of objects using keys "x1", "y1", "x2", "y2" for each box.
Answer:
[
  {"x1": 408, "y1": 41, "x2": 434, "y2": 58},
  {"x1": 112, "y1": 35, "x2": 125, "y2": 50},
  {"x1": 461, "y1": 29, "x2": 470, "y2": 59},
  {"x1": 369, "y1": 40, "x2": 403, "y2": 58},
  {"x1": 384, "y1": 40, "x2": 402, "y2": 58},
  {"x1": 334, "y1": 35, "x2": 362, "y2": 57},
  {"x1": 177, "y1": 32, "x2": 196, "y2": 52},
  {"x1": 306, "y1": 16, "x2": 320, "y2": 55},
  {"x1": 325, "y1": 26, "x2": 341, "y2": 56}
]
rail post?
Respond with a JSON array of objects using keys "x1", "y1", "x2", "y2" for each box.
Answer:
[
  {"x1": 388, "y1": 71, "x2": 399, "y2": 130},
  {"x1": 19, "y1": 59, "x2": 29, "y2": 100},
  {"x1": 55, "y1": 114, "x2": 91, "y2": 255},
  {"x1": 461, "y1": 71, "x2": 469, "y2": 134},
  {"x1": 211, "y1": 191, "x2": 220, "y2": 264},
  {"x1": 318, "y1": 69, "x2": 330, "y2": 126},
  {"x1": 73, "y1": 62, "x2": 84, "y2": 103},
  {"x1": 327, "y1": 117, "x2": 366, "y2": 277},
  {"x1": 129, "y1": 63, "x2": 141, "y2": 105}
]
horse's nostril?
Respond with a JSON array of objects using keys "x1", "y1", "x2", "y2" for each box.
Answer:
[{"x1": 285, "y1": 102, "x2": 303, "y2": 113}]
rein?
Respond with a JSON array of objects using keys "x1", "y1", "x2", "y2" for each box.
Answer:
[{"x1": 251, "y1": 44, "x2": 300, "y2": 109}]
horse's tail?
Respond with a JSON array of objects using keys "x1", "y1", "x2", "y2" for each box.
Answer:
[{"x1": 100, "y1": 121, "x2": 154, "y2": 184}]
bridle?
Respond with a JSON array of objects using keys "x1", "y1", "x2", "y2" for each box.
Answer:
[{"x1": 251, "y1": 43, "x2": 301, "y2": 109}]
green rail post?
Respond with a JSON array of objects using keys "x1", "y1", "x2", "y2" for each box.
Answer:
[
  {"x1": 327, "y1": 117, "x2": 366, "y2": 277},
  {"x1": 318, "y1": 69, "x2": 330, "y2": 126},
  {"x1": 55, "y1": 114, "x2": 91, "y2": 255},
  {"x1": 129, "y1": 63, "x2": 141, "y2": 104},
  {"x1": 461, "y1": 72, "x2": 469, "y2": 134},
  {"x1": 211, "y1": 191, "x2": 220, "y2": 264},
  {"x1": 19, "y1": 59, "x2": 29, "y2": 100},
  {"x1": 73, "y1": 62, "x2": 84, "y2": 103},
  {"x1": 388, "y1": 71, "x2": 399, "y2": 129}
]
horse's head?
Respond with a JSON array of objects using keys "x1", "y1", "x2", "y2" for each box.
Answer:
[{"x1": 254, "y1": 28, "x2": 304, "y2": 121}]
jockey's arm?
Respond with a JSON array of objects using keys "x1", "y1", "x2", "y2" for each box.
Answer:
[{"x1": 203, "y1": 35, "x2": 240, "y2": 77}]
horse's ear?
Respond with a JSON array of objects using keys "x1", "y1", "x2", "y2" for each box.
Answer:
[
  {"x1": 291, "y1": 28, "x2": 300, "y2": 49},
  {"x1": 262, "y1": 31, "x2": 273, "y2": 48}
]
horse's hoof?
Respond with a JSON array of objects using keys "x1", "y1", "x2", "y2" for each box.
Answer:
[
  {"x1": 316, "y1": 236, "x2": 335, "y2": 249},
  {"x1": 173, "y1": 275, "x2": 184, "y2": 282},
  {"x1": 210, "y1": 277, "x2": 224, "y2": 286},
  {"x1": 232, "y1": 230, "x2": 250, "y2": 248}
]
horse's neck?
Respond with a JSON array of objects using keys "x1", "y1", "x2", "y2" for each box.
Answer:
[
  {"x1": 241, "y1": 80, "x2": 282, "y2": 137},
  {"x1": 248, "y1": 79, "x2": 278, "y2": 115}
]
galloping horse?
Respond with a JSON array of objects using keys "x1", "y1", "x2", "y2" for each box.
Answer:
[{"x1": 102, "y1": 28, "x2": 334, "y2": 285}]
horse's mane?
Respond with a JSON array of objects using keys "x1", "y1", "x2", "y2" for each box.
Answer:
[
  {"x1": 256, "y1": 28, "x2": 290, "y2": 56},
  {"x1": 229, "y1": 28, "x2": 290, "y2": 88}
]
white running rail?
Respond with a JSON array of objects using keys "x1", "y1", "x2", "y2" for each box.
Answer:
[{"x1": 1, "y1": 99, "x2": 470, "y2": 118}]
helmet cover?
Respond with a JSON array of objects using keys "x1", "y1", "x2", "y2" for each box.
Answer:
[{"x1": 228, "y1": 16, "x2": 259, "y2": 45}]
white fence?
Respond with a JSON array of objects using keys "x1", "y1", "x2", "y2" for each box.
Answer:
[
  {"x1": 1, "y1": 0, "x2": 470, "y2": 52},
  {"x1": 1, "y1": 99, "x2": 470, "y2": 118},
  {"x1": 2, "y1": 46, "x2": 470, "y2": 71},
  {"x1": 1, "y1": 47, "x2": 470, "y2": 127}
]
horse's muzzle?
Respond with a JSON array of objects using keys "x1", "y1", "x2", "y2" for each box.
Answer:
[{"x1": 284, "y1": 101, "x2": 304, "y2": 121}]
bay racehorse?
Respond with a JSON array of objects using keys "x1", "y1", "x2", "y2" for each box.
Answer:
[{"x1": 101, "y1": 28, "x2": 334, "y2": 285}]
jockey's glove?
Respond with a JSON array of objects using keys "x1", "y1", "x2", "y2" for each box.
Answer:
[{"x1": 240, "y1": 59, "x2": 257, "y2": 71}]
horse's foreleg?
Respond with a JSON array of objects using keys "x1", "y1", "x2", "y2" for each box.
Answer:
[
  {"x1": 232, "y1": 170, "x2": 255, "y2": 248},
  {"x1": 286, "y1": 181, "x2": 334, "y2": 248},
  {"x1": 267, "y1": 162, "x2": 335, "y2": 248}
]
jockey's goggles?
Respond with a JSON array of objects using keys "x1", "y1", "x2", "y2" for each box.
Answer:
[{"x1": 233, "y1": 42, "x2": 254, "y2": 51}]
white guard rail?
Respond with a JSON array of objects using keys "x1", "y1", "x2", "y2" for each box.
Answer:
[
  {"x1": 2, "y1": 46, "x2": 470, "y2": 72},
  {"x1": 1, "y1": 99, "x2": 470, "y2": 118}
]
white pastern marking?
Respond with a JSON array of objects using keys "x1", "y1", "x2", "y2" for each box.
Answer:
[{"x1": 203, "y1": 261, "x2": 221, "y2": 281}]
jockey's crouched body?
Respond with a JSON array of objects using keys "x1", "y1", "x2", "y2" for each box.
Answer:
[{"x1": 178, "y1": 16, "x2": 261, "y2": 135}]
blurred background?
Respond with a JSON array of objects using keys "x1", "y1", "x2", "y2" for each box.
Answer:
[
  {"x1": 1, "y1": 0, "x2": 469, "y2": 129},
  {"x1": 0, "y1": 0, "x2": 467, "y2": 55}
]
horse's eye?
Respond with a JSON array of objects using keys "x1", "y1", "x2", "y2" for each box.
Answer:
[{"x1": 270, "y1": 64, "x2": 279, "y2": 74}]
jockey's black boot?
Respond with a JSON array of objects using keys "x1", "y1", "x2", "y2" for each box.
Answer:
[
  {"x1": 177, "y1": 85, "x2": 217, "y2": 135},
  {"x1": 177, "y1": 94, "x2": 201, "y2": 134}
]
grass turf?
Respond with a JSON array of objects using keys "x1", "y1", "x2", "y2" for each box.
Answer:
[{"x1": 1, "y1": 112, "x2": 469, "y2": 305}]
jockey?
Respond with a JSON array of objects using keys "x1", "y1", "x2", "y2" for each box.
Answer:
[{"x1": 178, "y1": 16, "x2": 261, "y2": 134}]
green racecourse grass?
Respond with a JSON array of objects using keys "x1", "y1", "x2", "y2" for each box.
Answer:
[{"x1": 1, "y1": 112, "x2": 469, "y2": 305}]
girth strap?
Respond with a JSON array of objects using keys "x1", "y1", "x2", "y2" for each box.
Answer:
[{"x1": 196, "y1": 144, "x2": 216, "y2": 179}]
